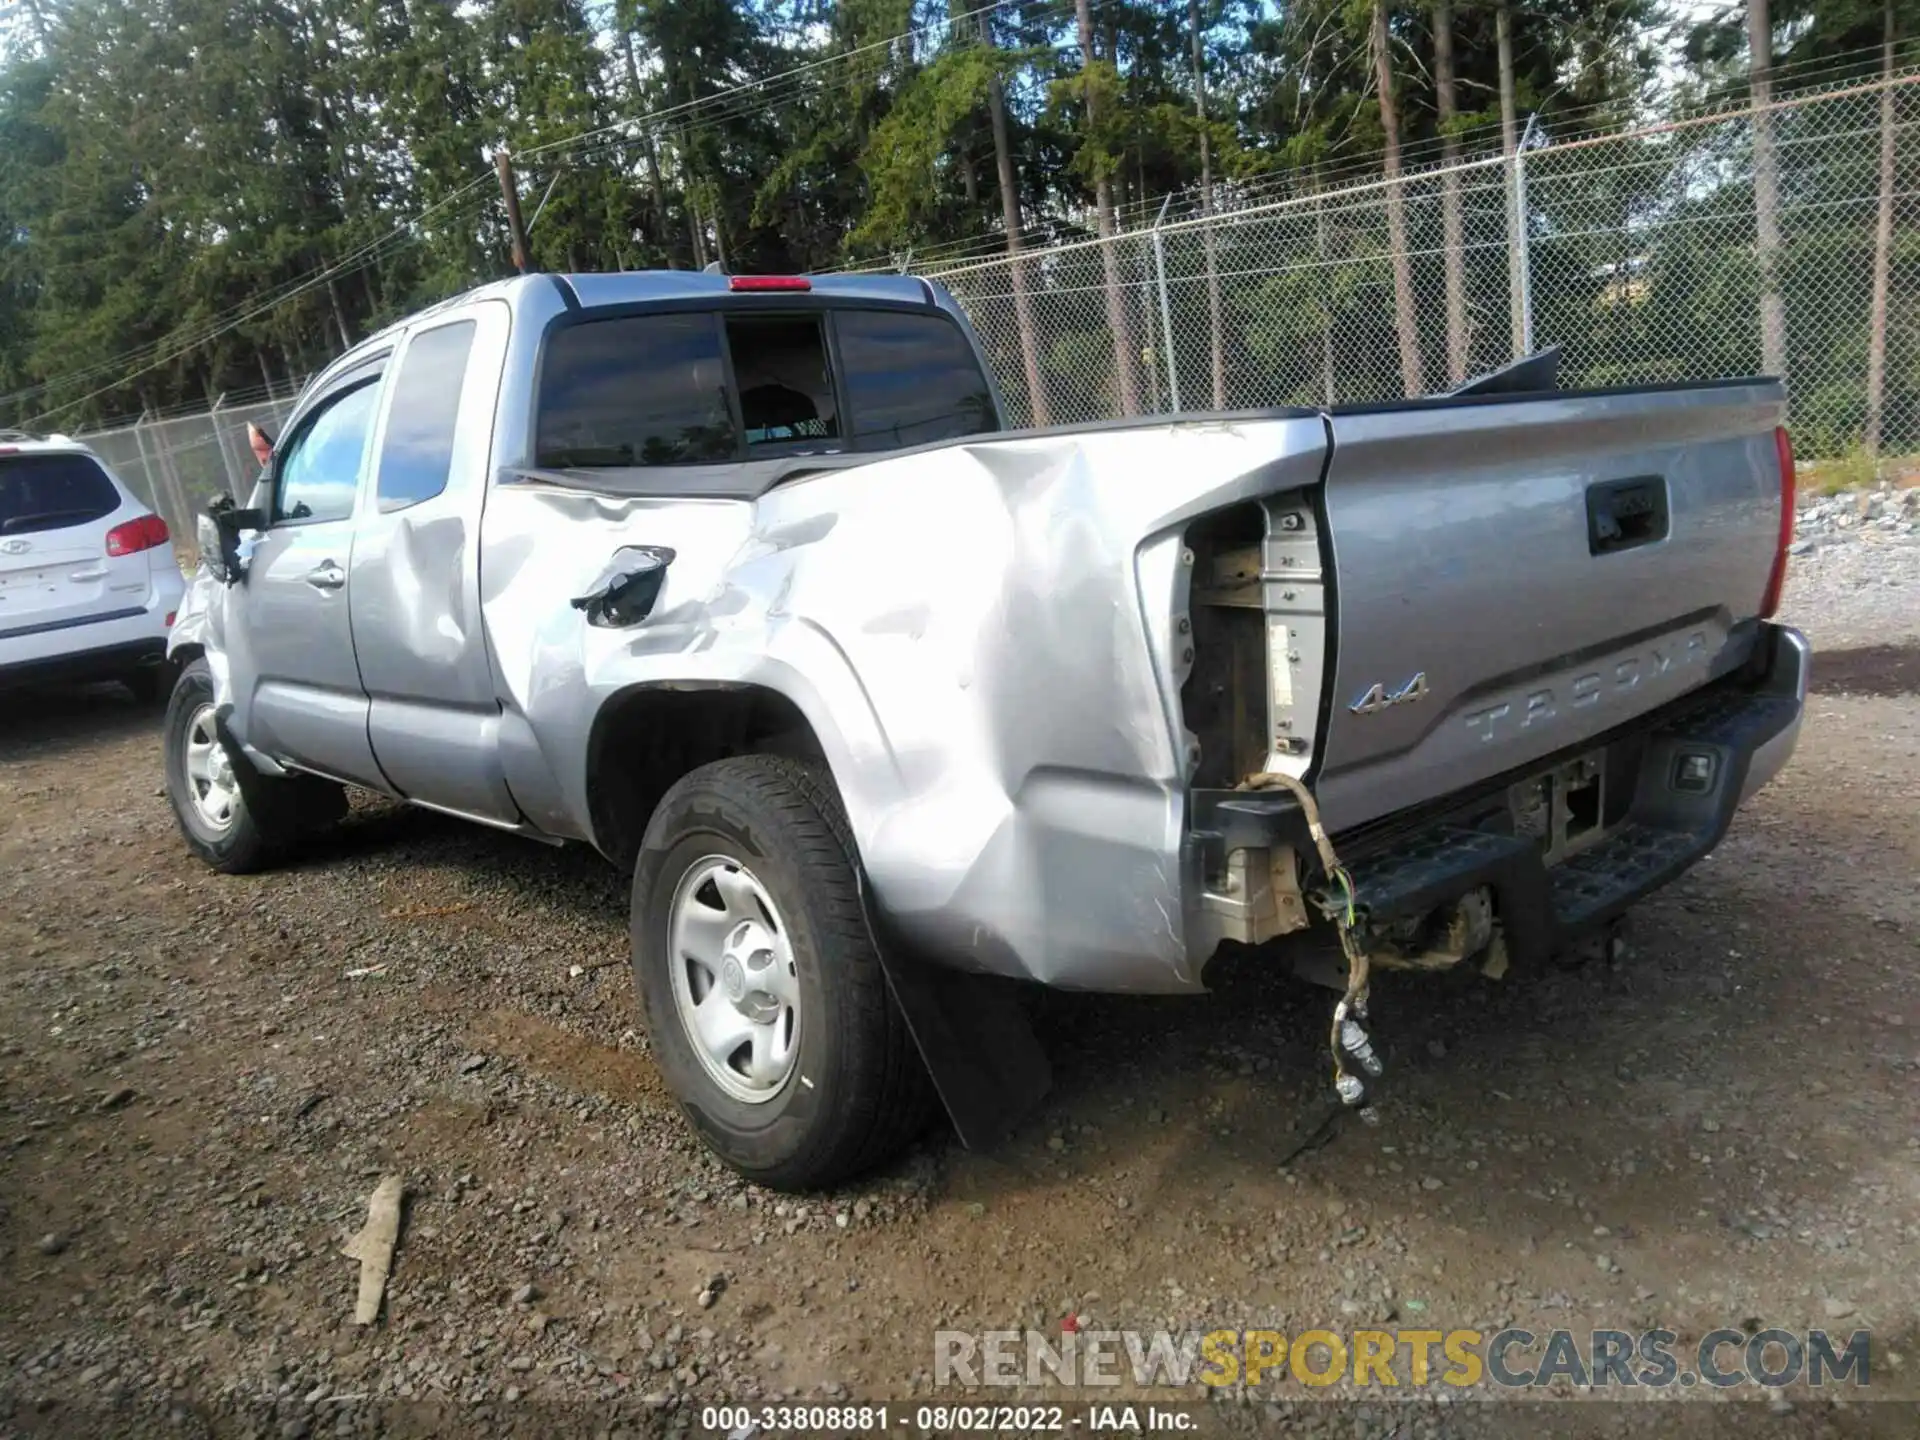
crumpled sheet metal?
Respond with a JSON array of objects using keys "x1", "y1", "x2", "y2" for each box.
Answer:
[{"x1": 480, "y1": 415, "x2": 1329, "y2": 993}]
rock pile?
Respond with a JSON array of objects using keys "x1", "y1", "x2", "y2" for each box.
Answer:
[{"x1": 1793, "y1": 480, "x2": 1920, "y2": 553}]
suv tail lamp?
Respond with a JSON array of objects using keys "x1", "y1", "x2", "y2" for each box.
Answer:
[
  {"x1": 1758, "y1": 424, "x2": 1795, "y2": 620},
  {"x1": 106, "y1": 513, "x2": 170, "y2": 557},
  {"x1": 727, "y1": 275, "x2": 812, "y2": 292}
]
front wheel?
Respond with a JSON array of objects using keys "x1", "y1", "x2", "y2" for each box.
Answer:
[
  {"x1": 162, "y1": 659, "x2": 345, "y2": 873},
  {"x1": 631, "y1": 755, "x2": 933, "y2": 1190}
]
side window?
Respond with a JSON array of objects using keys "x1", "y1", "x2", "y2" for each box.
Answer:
[
  {"x1": 377, "y1": 321, "x2": 477, "y2": 511},
  {"x1": 273, "y1": 380, "x2": 381, "y2": 524},
  {"x1": 835, "y1": 311, "x2": 997, "y2": 448}
]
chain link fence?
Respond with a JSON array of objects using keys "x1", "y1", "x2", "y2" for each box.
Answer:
[
  {"x1": 74, "y1": 69, "x2": 1917, "y2": 555},
  {"x1": 929, "y1": 70, "x2": 1920, "y2": 458},
  {"x1": 77, "y1": 395, "x2": 300, "y2": 555}
]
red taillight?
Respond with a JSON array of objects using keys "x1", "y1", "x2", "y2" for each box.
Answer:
[
  {"x1": 1759, "y1": 425, "x2": 1795, "y2": 620},
  {"x1": 164, "y1": 611, "x2": 176, "y2": 627},
  {"x1": 727, "y1": 275, "x2": 812, "y2": 292},
  {"x1": 106, "y1": 513, "x2": 170, "y2": 557}
]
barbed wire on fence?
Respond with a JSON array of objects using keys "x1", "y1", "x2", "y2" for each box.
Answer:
[{"x1": 74, "y1": 72, "x2": 1917, "y2": 555}]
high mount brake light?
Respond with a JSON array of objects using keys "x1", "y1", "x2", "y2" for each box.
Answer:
[{"x1": 726, "y1": 275, "x2": 812, "y2": 292}]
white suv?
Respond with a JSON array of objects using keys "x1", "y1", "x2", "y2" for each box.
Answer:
[{"x1": 0, "y1": 432, "x2": 186, "y2": 702}]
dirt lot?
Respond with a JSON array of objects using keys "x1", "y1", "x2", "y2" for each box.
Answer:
[{"x1": 1, "y1": 552, "x2": 1917, "y2": 1438}]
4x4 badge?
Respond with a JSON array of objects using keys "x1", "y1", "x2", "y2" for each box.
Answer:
[{"x1": 1350, "y1": 672, "x2": 1429, "y2": 715}]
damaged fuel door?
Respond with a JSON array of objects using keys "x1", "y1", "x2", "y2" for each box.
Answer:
[{"x1": 571, "y1": 546, "x2": 676, "y2": 627}]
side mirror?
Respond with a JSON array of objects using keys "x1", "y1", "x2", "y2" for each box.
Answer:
[
  {"x1": 199, "y1": 500, "x2": 265, "y2": 585},
  {"x1": 571, "y1": 546, "x2": 676, "y2": 627}
]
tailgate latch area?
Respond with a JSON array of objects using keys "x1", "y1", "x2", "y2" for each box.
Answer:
[{"x1": 1586, "y1": 476, "x2": 1669, "y2": 555}]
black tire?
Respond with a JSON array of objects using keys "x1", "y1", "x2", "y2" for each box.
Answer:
[
  {"x1": 162, "y1": 659, "x2": 346, "y2": 874},
  {"x1": 631, "y1": 755, "x2": 934, "y2": 1190}
]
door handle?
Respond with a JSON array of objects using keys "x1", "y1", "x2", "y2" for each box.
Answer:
[{"x1": 306, "y1": 561, "x2": 346, "y2": 591}]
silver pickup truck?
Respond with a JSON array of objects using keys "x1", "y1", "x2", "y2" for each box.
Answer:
[{"x1": 164, "y1": 270, "x2": 1807, "y2": 1189}]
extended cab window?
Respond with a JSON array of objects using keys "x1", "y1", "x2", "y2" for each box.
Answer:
[
  {"x1": 538, "y1": 313, "x2": 734, "y2": 466},
  {"x1": 274, "y1": 380, "x2": 381, "y2": 524},
  {"x1": 836, "y1": 311, "x2": 996, "y2": 448},
  {"x1": 378, "y1": 321, "x2": 476, "y2": 511}
]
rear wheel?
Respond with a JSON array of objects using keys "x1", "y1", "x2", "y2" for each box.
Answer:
[
  {"x1": 631, "y1": 755, "x2": 933, "y2": 1190},
  {"x1": 162, "y1": 659, "x2": 345, "y2": 873}
]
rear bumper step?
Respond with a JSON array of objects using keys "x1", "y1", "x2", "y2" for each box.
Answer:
[
  {"x1": 1333, "y1": 624, "x2": 1806, "y2": 966},
  {"x1": 1190, "y1": 623, "x2": 1807, "y2": 971}
]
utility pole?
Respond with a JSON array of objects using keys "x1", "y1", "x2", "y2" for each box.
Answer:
[{"x1": 496, "y1": 149, "x2": 531, "y2": 273}]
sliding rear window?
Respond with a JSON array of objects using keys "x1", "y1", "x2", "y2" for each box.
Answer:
[
  {"x1": 534, "y1": 305, "x2": 994, "y2": 468},
  {"x1": 0, "y1": 453, "x2": 122, "y2": 536}
]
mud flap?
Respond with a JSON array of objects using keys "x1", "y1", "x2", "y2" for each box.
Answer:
[{"x1": 856, "y1": 873, "x2": 1052, "y2": 1151}]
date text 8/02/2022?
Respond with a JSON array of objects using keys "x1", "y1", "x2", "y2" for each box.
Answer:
[{"x1": 698, "y1": 1405, "x2": 1194, "y2": 1432}]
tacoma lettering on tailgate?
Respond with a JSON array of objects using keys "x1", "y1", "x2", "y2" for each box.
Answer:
[{"x1": 1463, "y1": 630, "x2": 1709, "y2": 744}]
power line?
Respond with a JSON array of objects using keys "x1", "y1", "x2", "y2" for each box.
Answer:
[
  {"x1": 5, "y1": 174, "x2": 497, "y2": 423},
  {"x1": 515, "y1": 0, "x2": 1065, "y2": 164}
]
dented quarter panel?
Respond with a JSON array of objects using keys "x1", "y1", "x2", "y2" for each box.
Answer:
[{"x1": 479, "y1": 408, "x2": 1330, "y2": 993}]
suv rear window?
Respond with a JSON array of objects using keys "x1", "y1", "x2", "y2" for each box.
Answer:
[
  {"x1": 0, "y1": 453, "x2": 122, "y2": 536},
  {"x1": 534, "y1": 305, "x2": 995, "y2": 469}
]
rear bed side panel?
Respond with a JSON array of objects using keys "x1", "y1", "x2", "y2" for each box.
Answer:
[
  {"x1": 1314, "y1": 382, "x2": 1786, "y2": 834},
  {"x1": 488, "y1": 413, "x2": 1329, "y2": 994}
]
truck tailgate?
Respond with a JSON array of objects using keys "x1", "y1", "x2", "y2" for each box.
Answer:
[{"x1": 1311, "y1": 380, "x2": 1787, "y2": 834}]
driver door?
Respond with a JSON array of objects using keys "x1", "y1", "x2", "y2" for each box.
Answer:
[{"x1": 225, "y1": 359, "x2": 388, "y2": 788}]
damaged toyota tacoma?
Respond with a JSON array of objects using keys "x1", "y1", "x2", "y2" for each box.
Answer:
[{"x1": 163, "y1": 270, "x2": 1807, "y2": 1189}]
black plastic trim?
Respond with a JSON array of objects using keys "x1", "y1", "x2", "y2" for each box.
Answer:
[{"x1": 0, "y1": 604, "x2": 147, "y2": 643}]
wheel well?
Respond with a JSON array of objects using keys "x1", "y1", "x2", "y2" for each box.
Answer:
[{"x1": 585, "y1": 684, "x2": 826, "y2": 871}]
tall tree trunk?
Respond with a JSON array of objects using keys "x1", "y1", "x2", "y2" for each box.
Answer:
[
  {"x1": 1866, "y1": 0, "x2": 1898, "y2": 457},
  {"x1": 989, "y1": 69, "x2": 1050, "y2": 426},
  {"x1": 1075, "y1": 0, "x2": 1141, "y2": 416},
  {"x1": 1371, "y1": 1, "x2": 1423, "y2": 396},
  {"x1": 1748, "y1": 0, "x2": 1788, "y2": 380},
  {"x1": 687, "y1": 199, "x2": 710, "y2": 271},
  {"x1": 326, "y1": 278, "x2": 352, "y2": 351},
  {"x1": 1192, "y1": 0, "x2": 1225, "y2": 408},
  {"x1": 1316, "y1": 177, "x2": 1336, "y2": 407},
  {"x1": 618, "y1": 31, "x2": 672, "y2": 266},
  {"x1": 1433, "y1": 0, "x2": 1468, "y2": 383},
  {"x1": 951, "y1": 0, "x2": 981, "y2": 215},
  {"x1": 1497, "y1": 0, "x2": 1526, "y2": 358}
]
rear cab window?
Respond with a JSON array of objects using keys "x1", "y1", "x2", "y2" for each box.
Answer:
[
  {"x1": 535, "y1": 303, "x2": 996, "y2": 470},
  {"x1": 0, "y1": 453, "x2": 123, "y2": 536}
]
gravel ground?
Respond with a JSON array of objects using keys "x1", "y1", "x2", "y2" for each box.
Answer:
[{"x1": 0, "y1": 496, "x2": 1916, "y2": 1439}]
